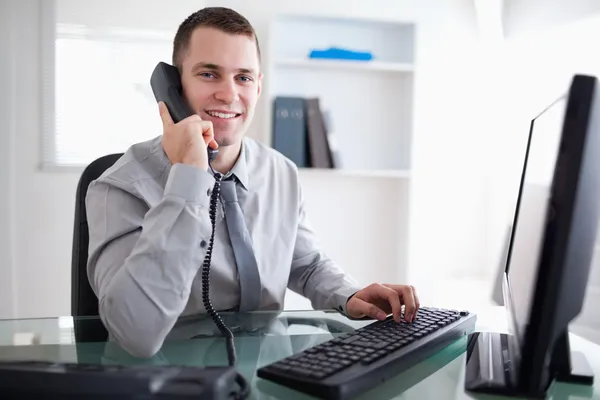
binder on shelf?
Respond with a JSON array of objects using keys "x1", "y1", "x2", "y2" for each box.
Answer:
[
  {"x1": 271, "y1": 96, "x2": 340, "y2": 170},
  {"x1": 322, "y1": 109, "x2": 342, "y2": 169},
  {"x1": 305, "y1": 98, "x2": 333, "y2": 169},
  {"x1": 272, "y1": 96, "x2": 308, "y2": 168}
]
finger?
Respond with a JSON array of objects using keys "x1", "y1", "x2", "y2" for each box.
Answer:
[
  {"x1": 200, "y1": 121, "x2": 217, "y2": 147},
  {"x1": 400, "y1": 286, "x2": 417, "y2": 322},
  {"x1": 384, "y1": 284, "x2": 417, "y2": 322},
  {"x1": 411, "y1": 285, "x2": 420, "y2": 316},
  {"x1": 158, "y1": 101, "x2": 174, "y2": 127},
  {"x1": 349, "y1": 297, "x2": 387, "y2": 321},
  {"x1": 200, "y1": 120, "x2": 214, "y2": 135},
  {"x1": 207, "y1": 139, "x2": 219, "y2": 150},
  {"x1": 379, "y1": 286, "x2": 402, "y2": 323}
]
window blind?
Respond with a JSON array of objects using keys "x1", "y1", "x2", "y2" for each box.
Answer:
[{"x1": 40, "y1": 1, "x2": 176, "y2": 168}]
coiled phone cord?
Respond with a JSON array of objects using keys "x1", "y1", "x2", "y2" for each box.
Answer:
[{"x1": 201, "y1": 168, "x2": 250, "y2": 400}]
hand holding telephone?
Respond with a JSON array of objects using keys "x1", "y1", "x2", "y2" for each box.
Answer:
[
  {"x1": 150, "y1": 62, "x2": 238, "y2": 370},
  {"x1": 150, "y1": 62, "x2": 219, "y2": 170}
]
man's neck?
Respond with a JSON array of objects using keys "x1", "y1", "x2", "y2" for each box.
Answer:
[{"x1": 209, "y1": 140, "x2": 242, "y2": 175}]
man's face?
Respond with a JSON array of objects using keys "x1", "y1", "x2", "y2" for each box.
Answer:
[{"x1": 180, "y1": 27, "x2": 262, "y2": 147}]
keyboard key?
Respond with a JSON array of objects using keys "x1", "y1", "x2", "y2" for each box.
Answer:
[{"x1": 342, "y1": 336, "x2": 361, "y2": 344}]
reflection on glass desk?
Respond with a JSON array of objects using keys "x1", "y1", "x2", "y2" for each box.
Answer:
[{"x1": 0, "y1": 308, "x2": 599, "y2": 399}]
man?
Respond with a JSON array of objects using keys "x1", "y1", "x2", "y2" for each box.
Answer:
[{"x1": 86, "y1": 6, "x2": 419, "y2": 358}]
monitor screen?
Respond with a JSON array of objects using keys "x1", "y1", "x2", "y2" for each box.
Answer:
[{"x1": 506, "y1": 97, "x2": 566, "y2": 346}]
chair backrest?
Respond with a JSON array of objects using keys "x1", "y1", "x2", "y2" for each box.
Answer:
[{"x1": 71, "y1": 153, "x2": 123, "y2": 320}]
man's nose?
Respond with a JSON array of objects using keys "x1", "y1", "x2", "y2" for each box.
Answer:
[{"x1": 214, "y1": 79, "x2": 239, "y2": 104}]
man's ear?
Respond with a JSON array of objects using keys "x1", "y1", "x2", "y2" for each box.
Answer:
[{"x1": 257, "y1": 73, "x2": 263, "y2": 97}]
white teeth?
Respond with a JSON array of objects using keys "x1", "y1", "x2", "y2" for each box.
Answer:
[{"x1": 207, "y1": 111, "x2": 238, "y2": 119}]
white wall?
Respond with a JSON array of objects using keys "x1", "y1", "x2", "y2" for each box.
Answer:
[
  {"x1": 0, "y1": 0, "x2": 17, "y2": 319},
  {"x1": 482, "y1": 3, "x2": 600, "y2": 276},
  {"x1": 55, "y1": 0, "x2": 208, "y2": 31},
  {"x1": 406, "y1": 1, "x2": 489, "y2": 289},
  {"x1": 504, "y1": 0, "x2": 600, "y2": 38},
  {"x1": 1, "y1": 0, "x2": 493, "y2": 318},
  {"x1": 1, "y1": 0, "x2": 78, "y2": 319}
]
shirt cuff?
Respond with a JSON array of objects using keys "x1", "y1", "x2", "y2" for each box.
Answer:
[
  {"x1": 164, "y1": 163, "x2": 216, "y2": 207},
  {"x1": 331, "y1": 285, "x2": 362, "y2": 317}
]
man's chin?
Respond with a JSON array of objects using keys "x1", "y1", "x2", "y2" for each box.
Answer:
[{"x1": 215, "y1": 132, "x2": 243, "y2": 148}]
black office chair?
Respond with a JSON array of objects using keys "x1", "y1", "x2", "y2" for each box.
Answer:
[{"x1": 71, "y1": 153, "x2": 124, "y2": 342}]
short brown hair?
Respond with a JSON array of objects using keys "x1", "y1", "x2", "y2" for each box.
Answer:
[{"x1": 172, "y1": 7, "x2": 261, "y2": 71}]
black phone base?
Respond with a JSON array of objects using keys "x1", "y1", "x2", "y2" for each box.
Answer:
[{"x1": 464, "y1": 331, "x2": 594, "y2": 399}]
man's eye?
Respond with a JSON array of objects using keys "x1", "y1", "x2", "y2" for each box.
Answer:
[
  {"x1": 238, "y1": 76, "x2": 252, "y2": 82},
  {"x1": 198, "y1": 72, "x2": 215, "y2": 78}
]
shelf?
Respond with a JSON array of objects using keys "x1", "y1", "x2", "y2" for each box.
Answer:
[
  {"x1": 274, "y1": 58, "x2": 414, "y2": 73},
  {"x1": 299, "y1": 168, "x2": 410, "y2": 179}
]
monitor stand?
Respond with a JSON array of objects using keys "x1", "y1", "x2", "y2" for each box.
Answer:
[
  {"x1": 464, "y1": 330, "x2": 594, "y2": 398},
  {"x1": 551, "y1": 331, "x2": 594, "y2": 385}
]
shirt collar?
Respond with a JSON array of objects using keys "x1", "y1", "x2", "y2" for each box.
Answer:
[{"x1": 226, "y1": 138, "x2": 249, "y2": 191}]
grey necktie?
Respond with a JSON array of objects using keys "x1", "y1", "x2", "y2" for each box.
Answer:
[{"x1": 220, "y1": 178, "x2": 262, "y2": 312}]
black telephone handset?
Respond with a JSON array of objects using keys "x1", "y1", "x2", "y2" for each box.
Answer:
[
  {"x1": 150, "y1": 62, "x2": 219, "y2": 163},
  {"x1": 150, "y1": 63, "x2": 242, "y2": 380}
]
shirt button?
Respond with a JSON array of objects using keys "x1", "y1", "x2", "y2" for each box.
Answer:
[
  {"x1": 200, "y1": 240, "x2": 207, "y2": 248},
  {"x1": 206, "y1": 188, "x2": 211, "y2": 196}
]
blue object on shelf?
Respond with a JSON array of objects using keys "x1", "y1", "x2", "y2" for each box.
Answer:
[{"x1": 308, "y1": 47, "x2": 373, "y2": 61}]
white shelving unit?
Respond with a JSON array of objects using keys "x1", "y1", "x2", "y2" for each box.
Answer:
[
  {"x1": 265, "y1": 13, "x2": 415, "y2": 174},
  {"x1": 263, "y1": 13, "x2": 416, "y2": 308}
]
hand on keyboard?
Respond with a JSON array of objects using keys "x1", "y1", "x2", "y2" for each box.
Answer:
[
  {"x1": 258, "y1": 306, "x2": 476, "y2": 400},
  {"x1": 346, "y1": 283, "x2": 420, "y2": 322}
]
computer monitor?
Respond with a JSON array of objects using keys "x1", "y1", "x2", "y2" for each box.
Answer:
[{"x1": 465, "y1": 74, "x2": 600, "y2": 398}]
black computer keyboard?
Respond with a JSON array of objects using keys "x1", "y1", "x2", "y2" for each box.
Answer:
[
  {"x1": 0, "y1": 360, "x2": 249, "y2": 399},
  {"x1": 257, "y1": 307, "x2": 476, "y2": 400}
]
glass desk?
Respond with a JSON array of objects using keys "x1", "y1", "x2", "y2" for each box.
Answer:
[{"x1": 0, "y1": 308, "x2": 598, "y2": 399}]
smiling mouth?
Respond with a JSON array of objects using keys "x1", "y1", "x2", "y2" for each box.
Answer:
[{"x1": 206, "y1": 110, "x2": 242, "y2": 119}]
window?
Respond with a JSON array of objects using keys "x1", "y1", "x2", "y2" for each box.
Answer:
[{"x1": 41, "y1": 23, "x2": 173, "y2": 168}]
